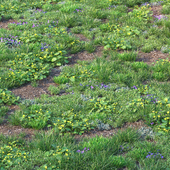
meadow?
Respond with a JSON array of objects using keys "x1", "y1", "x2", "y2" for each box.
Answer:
[{"x1": 1, "y1": 0, "x2": 170, "y2": 169}]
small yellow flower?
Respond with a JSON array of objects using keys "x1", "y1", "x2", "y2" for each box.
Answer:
[
  {"x1": 167, "y1": 104, "x2": 170, "y2": 107},
  {"x1": 164, "y1": 98, "x2": 168, "y2": 103}
]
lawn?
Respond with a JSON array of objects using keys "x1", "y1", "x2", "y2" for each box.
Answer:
[{"x1": 0, "y1": 0, "x2": 170, "y2": 169}]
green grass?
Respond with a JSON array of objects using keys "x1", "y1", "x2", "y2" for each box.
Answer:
[{"x1": 1, "y1": 0, "x2": 170, "y2": 169}]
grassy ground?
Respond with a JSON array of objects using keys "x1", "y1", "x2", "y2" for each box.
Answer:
[{"x1": 1, "y1": 0, "x2": 170, "y2": 169}]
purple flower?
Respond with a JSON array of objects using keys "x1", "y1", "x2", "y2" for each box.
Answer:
[
  {"x1": 151, "y1": 122, "x2": 154, "y2": 125},
  {"x1": 91, "y1": 86, "x2": 94, "y2": 89},
  {"x1": 79, "y1": 83, "x2": 83, "y2": 86},
  {"x1": 76, "y1": 150, "x2": 80, "y2": 153},
  {"x1": 132, "y1": 86, "x2": 137, "y2": 89}
]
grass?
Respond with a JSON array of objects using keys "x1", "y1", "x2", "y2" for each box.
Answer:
[{"x1": 1, "y1": 0, "x2": 170, "y2": 169}]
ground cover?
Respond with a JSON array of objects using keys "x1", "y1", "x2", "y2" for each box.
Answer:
[{"x1": 1, "y1": 0, "x2": 170, "y2": 169}]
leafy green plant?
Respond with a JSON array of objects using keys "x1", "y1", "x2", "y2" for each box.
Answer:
[
  {"x1": 161, "y1": 3, "x2": 170, "y2": 14},
  {"x1": 48, "y1": 85, "x2": 60, "y2": 95},
  {"x1": 99, "y1": 23, "x2": 140, "y2": 37},
  {"x1": 131, "y1": 61, "x2": 149, "y2": 72},
  {"x1": 164, "y1": 20, "x2": 170, "y2": 29},
  {"x1": 87, "y1": 97, "x2": 118, "y2": 124},
  {"x1": 0, "y1": 141, "x2": 29, "y2": 169},
  {"x1": 37, "y1": 145, "x2": 72, "y2": 170},
  {"x1": 148, "y1": 98, "x2": 170, "y2": 135},
  {"x1": 19, "y1": 32, "x2": 43, "y2": 44},
  {"x1": 0, "y1": 105, "x2": 9, "y2": 117},
  {"x1": 53, "y1": 75, "x2": 70, "y2": 84},
  {"x1": 42, "y1": 3, "x2": 53, "y2": 11},
  {"x1": 151, "y1": 58, "x2": 170, "y2": 81},
  {"x1": 128, "y1": 4, "x2": 152, "y2": 22},
  {"x1": 103, "y1": 35, "x2": 132, "y2": 50},
  {"x1": 108, "y1": 0, "x2": 121, "y2": 5},
  {"x1": 19, "y1": 104, "x2": 52, "y2": 129},
  {"x1": 31, "y1": 80, "x2": 39, "y2": 87},
  {"x1": 84, "y1": 41, "x2": 96, "y2": 53},
  {"x1": 141, "y1": 43, "x2": 154, "y2": 53},
  {"x1": 108, "y1": 155, "x2": 128, "y2": 168},
  {"x1": 58, "y1": 84, "x2": 68, "y2": 90},
  {"x1": 36, "y1": 48, "x2": 71, "y2": 67},
  {"x1": 0, "y1": 88, "x2": 21, "y2": 105},
  {"x1": 53, "y1": 109, "x2": 95, "y2": 135},
  {"x1": 117, "y1": 51, "x2": 137, "y2": 61},
  {"x1": 7, "y1": 52, "x2": 51, "y2": 84}
]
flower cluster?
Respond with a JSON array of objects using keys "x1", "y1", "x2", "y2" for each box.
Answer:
[
  {"x1": 73, "y1": 8, "x2": 84, "y2": 13},
  {"x1": 41, "y1": 43, "x2": 51, "y2": 51},
  {"x1": 76, "y1": 147, "x2": 90, "y2": 154},
  {"x1": 34, "y1": 8, "x2": 46, "y2": 14},
  {"x1": 0, "y1": 141, "x2": 29, "y2": 169},
  {"x1": 146, "y1": 151, "x2": 164, "y2": 159},
  {"x1": 154, "y1": 15, "x2": 168, "y2": 20},
  {"x1": 0, "y1": 35, "x2": 21, "y2": 48}
]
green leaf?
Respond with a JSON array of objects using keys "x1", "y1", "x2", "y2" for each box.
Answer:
[
  {"x1": 54, "y1": 52, "x2": 60, "y2": 55},
  {"x1": 34, "y1": 75, "x2": 38, "y2": 79},
  {"x1": 56, "y1": 63, "x2": 61, "y2": 66},
  {"x1": 104, "y1": 44, "x2": 110, "y2": 50},
  {"x1": 57, "y1": 55, "x2": 63, "y2": 59},
  {"x1": 52, "y1": 57, "x2": 57, "y2": 62},
  {"x1": 39, "y1": 75, "x2": 44, "y2": 80},
  {"x1": 64, "y1": 60, "x2": 69, "y2": 63},
  {"x1": 69, "y1": 76, "x2": 75, "y2": 82},
  {"x1": 25, "y1": 39, "x2": 30, "y2": 43}
]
